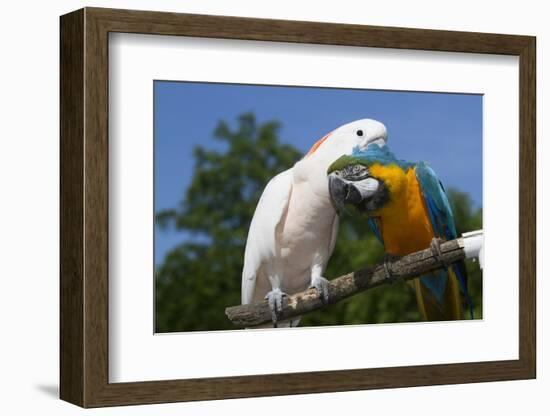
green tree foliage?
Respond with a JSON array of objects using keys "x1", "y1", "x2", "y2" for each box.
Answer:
[
  {"x1": 155, "y1": 114, "x2": 301, "y2": 332},
  {"x1": 155, "y1": 114, "x2": 482, "y2": 332}
]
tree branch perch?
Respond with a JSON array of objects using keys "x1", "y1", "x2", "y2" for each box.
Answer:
[{"x1": 225, "y1": 237, "x2": 470, "y2": 328}]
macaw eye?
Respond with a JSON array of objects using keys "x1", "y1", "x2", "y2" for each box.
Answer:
[
  {"x1": 350, "y1": 165, "x2": 368, "y2": 177},
  {"x1": 356, "y1": 130, "x2": 364, "y2": 137}
]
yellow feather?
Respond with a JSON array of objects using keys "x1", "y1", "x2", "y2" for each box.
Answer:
[
  {"x1": 368, "y1": 164, "x2": 433, "y2": 255},
  {"x1": 369, "y1": 163, "x2": 464, "y2": 320},
  {"x1": 412, "y1": 267, "x2": 463, "y2": 321}
]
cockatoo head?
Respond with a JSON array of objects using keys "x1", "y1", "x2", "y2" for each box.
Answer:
[
  {"x1": 304, "y1": 119, "x2": 388, "y2": 164},
  {"x1": 293, "y1": 119, "x2": 388, "y2": 196}
]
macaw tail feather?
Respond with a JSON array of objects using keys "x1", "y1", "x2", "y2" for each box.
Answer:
[{"x1": 411, "y1": 266, "x2": 464, "y2": 321}]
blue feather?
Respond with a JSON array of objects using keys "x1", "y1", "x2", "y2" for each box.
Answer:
[
  {"x1": 352, "y1": 144, "x2": 414, "y2": 170},
  {"x1": 349, "y1": 144, "x2": 474, "y2": 317},
  {"x1": 415, "y1": 163, "x2": 474, "y2": 317},
  {"x1": 367, "y1": 217, "x2": 383, "y2": 244},
  {"x1": 420, "y1": 271, "x2": 448, "y2": 304}
]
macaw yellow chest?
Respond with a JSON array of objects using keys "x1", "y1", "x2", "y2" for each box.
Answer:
[{"x1": 374, "y1": 168, "x2": 434, "y2": 255}]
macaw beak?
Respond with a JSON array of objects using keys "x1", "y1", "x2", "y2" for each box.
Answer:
[
  {"x1": 328, "y1": 172, "x2": 381, "y2": 212},
  {"x1": 328, "y1": 173, "x2": 363, "y2": 210}
]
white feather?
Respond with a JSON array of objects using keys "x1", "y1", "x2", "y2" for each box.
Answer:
[
  {"x1": 241, "y1": 169, "x2": 293, "y2": 304},
  {"x1": 241, "y1": 118, "x2": 388, "y2": 316},
  {"x1": 354, "y1": 177, "x2": 380, "y2": 198},
  {"x1": 327, "y1": 213, "x2": 339, "y2": 261}
]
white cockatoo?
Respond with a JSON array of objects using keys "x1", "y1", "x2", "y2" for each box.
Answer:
[{"x1": 241, "y1": 119, "x2": 388, "y2": 327}]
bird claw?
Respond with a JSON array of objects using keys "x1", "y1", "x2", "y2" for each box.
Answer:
[
  {"x1": 265, "y1": 288, "x2": 286, "y2": 327},
  {"x1": 383, "y1": 253, "x2": 401, "y2": 284},
  {"x1": 310, "y1": 276, "x2": 330, "y2": 304},
  {"x1": 430, "y1": 237, "x2": 447, "y2": 268}
]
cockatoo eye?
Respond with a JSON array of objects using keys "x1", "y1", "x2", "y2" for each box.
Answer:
[{"x1": 356, "y1": 130, "x2": 364, "y2": 137}]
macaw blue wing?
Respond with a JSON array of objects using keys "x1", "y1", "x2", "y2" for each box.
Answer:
[
  {"x1": 414, "y1": 162, "x2": 457, "y2": 240},
  {"x1": 367, "y1": 217, "x2": 383, "y2": 245},
  {"x1": 415, "y1": 162, "x2": 473, "y2": 317}
]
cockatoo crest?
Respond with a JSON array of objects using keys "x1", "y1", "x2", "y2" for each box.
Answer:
[{"x1": 305, "y1": 118, "x2": 388, "y2": 162}]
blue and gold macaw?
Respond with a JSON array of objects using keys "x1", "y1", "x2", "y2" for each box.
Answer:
[{"x1": 327, "y1": 144, "x2": 473, "y2": 321}]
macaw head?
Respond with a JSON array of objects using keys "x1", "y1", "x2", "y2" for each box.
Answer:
[
  {"x1": 304, "y1": 119, "x2": 388, "y2": 164},
  {"x1": 327, "y1": 144, "x2": 414, "y2": 214}
]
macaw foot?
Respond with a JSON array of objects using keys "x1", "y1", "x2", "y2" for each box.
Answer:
[
  {"x1": 383, "y1": 253, "x2": 402, "y2": 284},
  {"x1": 265, "y1": 288, "x2": 286, "y2": 327},
  {"x1": 430, "y1": 237, "x2": 447, "y2": 268},
  {"x1": 310, "y1": 276, "x2": 330, "y2": 304}
]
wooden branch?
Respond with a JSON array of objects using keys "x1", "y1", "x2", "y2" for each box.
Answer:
[{"x1": 225, "y1": 237, "x2": 466, "y2": 328}]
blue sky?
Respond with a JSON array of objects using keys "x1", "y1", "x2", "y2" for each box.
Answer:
[{"x1": 154, "y1": 81, "x2": 482, "y2": 266}]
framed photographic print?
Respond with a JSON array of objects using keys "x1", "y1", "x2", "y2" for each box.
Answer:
[{"x1": 60, "y1": 7, "x2": 536, "y2": 408}]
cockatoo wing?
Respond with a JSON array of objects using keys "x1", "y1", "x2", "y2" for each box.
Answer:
[
  {"x1": 327, "y1": 214, "x2": 339, "y2": 260},
  {"x1": 241, "y1": 169, "x2": 293, "y2": 304}
]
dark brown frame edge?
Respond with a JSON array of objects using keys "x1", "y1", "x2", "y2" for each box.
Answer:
[{"x1": 60, "y1": 7, "x2": 536, "y2": 408}]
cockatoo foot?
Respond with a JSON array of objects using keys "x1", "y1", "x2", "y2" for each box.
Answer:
[
  {"x1": 310, "y1": 276, "x2": 330, "y2": 304},
  {"x1": 265, "y1": 288, "x2": 286, "y2": 327}
]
